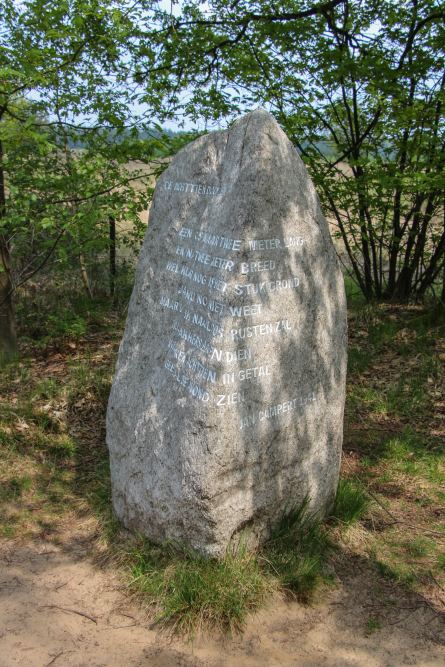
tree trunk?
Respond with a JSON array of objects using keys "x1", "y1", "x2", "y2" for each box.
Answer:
[
  {"x1": 441, "y1": 260, "x2": 445, "y2": 305},
  {"x1": 441, "y1": 205, "x2": 445, "y2": 305},
  {"x1": 79, "y1": 252, "x2": 93, "y2": 298},
  {"x1": 0, "y1": 236, "x2": 17, "y2": 362},
  {"x1": 0, "y1": 137, "x2": 17, "y2": 362},
  {"x1": 109, "y1": 216, "x2": 116, "y2": 299}
]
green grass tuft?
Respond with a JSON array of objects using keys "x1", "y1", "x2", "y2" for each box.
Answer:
[
  {"x1": 436, "y1": 553, "x2": 445, "y2": 570},
  {"x1": 374, "y1": 558, "x2": 416, "y2": 586},
  {"x1": 348, "y1": 346, "x2": 373, "y2": 374},
  {"x1": 405, "y1": 537, "x2": 433, "y2": 559},
  {"x1": 126, "y1": 501, "x2": 335, "y2": 634},
  {"x1": 330, "y1": 479, "x2": 369, "y2": 525},
  {"x1": 381, "y1": 429, "x2": 444, "y2": 484},
  {"x1": 365, "y1": 616, "x2": 381, "y2": 635},
  {"x1": 129, "y1": 540, "x2": 269, "y2": 635},
  {"x1": 0, "y1": 475, "x2": 32, "y2": 502},
  {"x1": 262, "y1": 501, "x2": 333, "y2": 601}
]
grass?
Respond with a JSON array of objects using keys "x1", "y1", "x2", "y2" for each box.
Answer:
[
  {"x1": 128, "y1": 540, "x2": 269, "y2": 634},
  {"x1": 0, "y1": 322, "x2": 114, "y2": 540},
  {"x1": 365, "y1": 616, "x2": 381, "y2": 635},
  {"x1": 125, "y1": 502, "x2": 334, "y2": 635},
  {"x1": 1, "y1": 288, "x2": 444, "y2": 634},
  {"x1": 344, "y1": 301, "x2": 445, "y2": 598},
  {"x1": 262, "y1": 501, "x2": 334, "y2": 601},
  {"x1": 330, "y1": 479, "x2": 369, "y2": 526}
]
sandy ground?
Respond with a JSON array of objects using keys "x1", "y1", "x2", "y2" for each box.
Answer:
[{"x1": 1, "y1": 533, "x2": 444, "y2": 667}]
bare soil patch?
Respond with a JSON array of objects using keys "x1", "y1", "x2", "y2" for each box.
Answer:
[{"x1": 1, "y1": 532, "x2": 444, "y2": 667}]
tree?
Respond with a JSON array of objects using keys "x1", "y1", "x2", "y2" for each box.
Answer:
[
  {"x1": 0, "y1": 0, "x2": 167, "y2": 360},
  {"x1": 141, "y1": 0, "x2": 445, "y2": 302},
  {"x1": 0, "y1": 133, "x2": 15, "y2": 358}
]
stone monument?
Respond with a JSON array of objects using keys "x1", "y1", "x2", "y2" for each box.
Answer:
[{"x1": 106, "y1": 109, "x2": 347, "y2": 558}]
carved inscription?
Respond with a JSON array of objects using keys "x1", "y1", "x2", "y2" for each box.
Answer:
[
  {"x1": 163, "y1": 180, "x2": 230, "y2": 196},
  {"x1": 158, "y1": 183, "x2": 314, "y2": 429}
]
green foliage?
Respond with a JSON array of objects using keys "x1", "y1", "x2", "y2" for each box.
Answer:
[
  {"x1": 373, "y1": 555, "x2": 416, "y2": 586},
  {"x1": 345, "y1": 303, "x2": 445, "y2": 597},
  {"x1": 148, "y1": 0, "x2": 445, "y2": 302},
  {"x1": 1, "y1": 106, "x2": 157, "y2": 295},
  {"x1": 16, "y1": 272, "x2": 133, "y2": 345},
  {"x1": 330, "y1": 479, "x2": 369, "y2": 525},
  {"x1": 0, "y1": 0, "x2": 195, "y2": 359},
  {"x1": 46, "y1": 311, "x2": 87, "y2": 339},
  {"x1": 344, "y1": 275, "x2": 367, "y2": 307},
  {"x1": 0, "y1": 322, "x2": 114, "y2": 540},
  {"x1": 437, "y1": 553, "x2": 445, "y2": 570},
  {"x1": 126, "y1": 498, "x2": 337, "y2": 634}
]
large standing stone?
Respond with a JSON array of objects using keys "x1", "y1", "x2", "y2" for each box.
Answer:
[{"x1": 106, "y1": 109, "x2": 347, "y2": 558}]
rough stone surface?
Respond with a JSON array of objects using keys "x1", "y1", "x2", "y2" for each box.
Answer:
[{"x1": 106, "y1": 109, "x2": 347, "y2": 558}]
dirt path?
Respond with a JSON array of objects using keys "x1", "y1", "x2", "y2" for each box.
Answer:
[{"x1": 1, "y1": 536, "x2": 444, "y2": 667}]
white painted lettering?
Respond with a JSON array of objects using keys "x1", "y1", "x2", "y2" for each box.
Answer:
[
  {"x1": 216, "y1": 391, "x2": 245, "y2": 407},
  {"x1": 208, "y1": 275, "x2": 227, "y2": 293},
  {"x1": 234, "y1": 276, "x2": 299, "y2": 296},
  {"x1": 229, "y1": 303, "x2": 262, "y2": 317},
  {"x1": 210, "y1": 347, "x2": 252, "y2": 363},
  {"x1": 240, "y1": 260, "x2": 275, "y2": 274},
  {"x1": 160, "y1": 295, "x2": 182, "y2": 312},
  {"x1": 191, "y1": 312, "x2": 224, "y2": 338},
  {"x1": 249, "y1": 238, "x2": 281, "y2": 250},
  {"x1": 164, "y1": 359, "x2": 210, "y2": 402},
  {"x1": 178, "y1": 227, "x2": 192, "y2": 239},
  {"x1": 283, "y1": 236, "x2": 305, "y2": 247},
  {"x1": 166, "y1": 260, "x2": 179, "y2": 274},
  {"x1": 172, "y1": 321, "x2": 214, "y2": 356}
]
